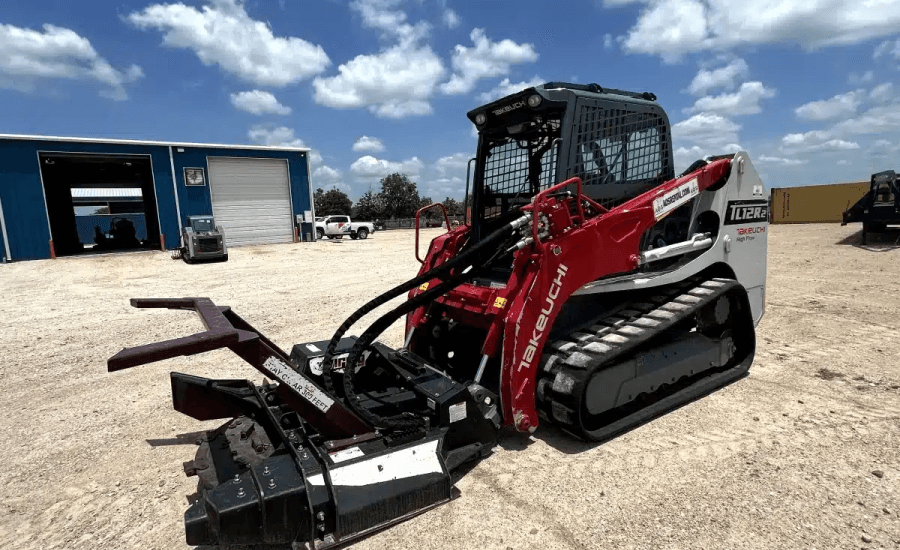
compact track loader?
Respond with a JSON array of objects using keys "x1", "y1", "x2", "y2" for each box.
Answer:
[{"x1": 108, "y1": 82, "x2": 768, "y2": 547}]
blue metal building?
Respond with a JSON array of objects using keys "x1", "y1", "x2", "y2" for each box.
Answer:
[{"x1": 0, "y1": 134, "x2": 314, "y2": 261}]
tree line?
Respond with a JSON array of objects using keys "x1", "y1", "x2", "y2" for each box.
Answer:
[{"x1": 314, "y1": 173, "x2": 465, "y2": 220}]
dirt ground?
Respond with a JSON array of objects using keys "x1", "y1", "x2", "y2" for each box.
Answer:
[{"x1": 1, "y1": 224, "x2": 898, "y2": 550}]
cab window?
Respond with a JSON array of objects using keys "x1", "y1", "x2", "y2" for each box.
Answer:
[{"x1": 874, "y1": 182, "x2": 894, "y2": 204}]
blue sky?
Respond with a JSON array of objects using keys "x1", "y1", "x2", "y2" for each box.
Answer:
[{"x1": 3, "y1": 0, "x2": 900, "y2": 201}]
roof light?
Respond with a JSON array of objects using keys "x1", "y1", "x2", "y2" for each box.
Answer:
[
  {"x1": 475, "y1": 113, "x2": 486, "y2": 125},
  {"x1": 527, "y1": 94, "x2": 542, "y2": 108}
]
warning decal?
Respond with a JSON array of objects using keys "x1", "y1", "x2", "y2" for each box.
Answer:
[
  {"x1": 263, "y1": 356, "x2": 334, "y2": 413},
  {"x1": 653, "y1": 178, "x2": 699, "y2": 220}
]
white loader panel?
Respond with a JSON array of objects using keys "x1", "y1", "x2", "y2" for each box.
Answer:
[{"x1": 208, "y1": 157, "x2": 293, "y2": 246}]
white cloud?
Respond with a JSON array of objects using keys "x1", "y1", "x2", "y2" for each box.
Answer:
[
  {"x1": 869, "y1": 83, "x2": 894, "y2": 103},
  {"x1": 617, "y1": 0, "x2": 900, "y2": 61},
  {"x1": 443, "y1": 9, "x2": 460, "y2": 29},
  {"x1": 780, "y1": 132, "x2": 861, "y2": 153},
  {"x1": 422, "y1": 176, "x2": 465, "y2": 199},
  {"x1": 686, "y1": 58, "x2": 749, "y2": 95},
  {"x1": 441, "y1": 28, "x2": 538, "y2": 95},
  {"x1": 248, "y1": 125, "x2": 305, "y2": 147},
  {"x1": 832, "y1": 103, "x2": 900, "y2": 135},
  {"x1": 848, "y1": 70, "x2": 874, "y2": 85},
  {"x1": 248, "y1": 125, "x2": 322, "y2": 163},
  {"x1": 476, "y1": 76, "x2": 544, "y2": 102},
  {"x1": 0, "y1": 23, "x2": 142, "y2": 100},
  {"x1": 619, "y1": 0, "x2": 707, "y2": 62},
  {"x1": 350, "y1": 0, "x2": 429, "y2": 46},
  {"x1": 126, "y1": 0, "x2": 329, "y2": 87},
  {"x1": 312, "y1": 45, "x2": 444, "y2": 118},
  {"x1": 230, "y1": 90, "x2": 291, "y2": 115},
  {"x1": 837, "y1": 159, "x2": 850, "y2": 165},
  {"x1": 672, "y1": 112, "x2": 741, "y2": 149},
  {"x1": 687, "y1": 81, "x2": 775, "y2": 116},
  {"x1": 757, "y1": 155, "x2": 808, "y2": 166},
  {"x1": 435, "y1": 153, "x2": 471, "y2": 175},
  {"x1": 313, "y1": 165, "x2": 342, "y2": 183},
  {"x1": 874, "y1": 38, "x2": 900, "y2": 59},
  {"x1": 794, "y1": 90, "x2": 863, "y2": 121},
  {"x1": 352, "y1": 136, "x2": 385, "y2": 153},
  {"x1": 313, "y1": 1, "x2": 445, "y2": 118},
  {"x1": 350, "y1": 155, "x2": 425, "y2": 178},
  {"x1": 603, "y1": 33, "x2": 614, "y2": 50},
  {"x1": 870, "y1": 139, "x2": 900, "y2": 154}
]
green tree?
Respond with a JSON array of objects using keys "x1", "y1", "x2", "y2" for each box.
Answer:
[
  {"x1": 354, "y1": 186, "x2": 384, "y2": 221},
  {"x1": 379, "y1": 173, "x2": 422, "y2": 218},
  {"x1": 314, "y1": 187, "x2": 352, "y2": 216},
  {"x1": 442, "y1": 197, "x2": 462, "y2": 216}
]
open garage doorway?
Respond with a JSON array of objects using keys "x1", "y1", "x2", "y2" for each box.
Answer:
[{"x1": 38, "y1": 152, "x2": 161, "y2": 257}]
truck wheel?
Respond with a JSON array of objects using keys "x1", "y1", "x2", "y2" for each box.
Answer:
[
  {"x1": 316, "y1": 228, "x2": 324, "y2": 240},
  {"x1": 358, "y1": 228, "x2": 369, "y2": 240},
  {"x1": 350, "y1": 232, "x2": 358, "y2": 240}
]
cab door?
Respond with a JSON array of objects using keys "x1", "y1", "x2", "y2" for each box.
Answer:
[{"x1": 326, "y1": 216, "x2": 351, "y2": 236}]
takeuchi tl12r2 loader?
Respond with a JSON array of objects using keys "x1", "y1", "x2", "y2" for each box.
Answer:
[{"x1": 108, "y1": 82, "x2": 769, "y2": 547}]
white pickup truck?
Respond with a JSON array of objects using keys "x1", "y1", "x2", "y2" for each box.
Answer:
[{"x1": 314, "y1": 215, "x2": 374, "y2": 240}]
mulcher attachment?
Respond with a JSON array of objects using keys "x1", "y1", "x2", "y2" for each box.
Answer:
[{"x1": 108, "y1": 298, "x2": 500, "y2": 548}]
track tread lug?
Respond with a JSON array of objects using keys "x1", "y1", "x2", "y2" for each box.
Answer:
[
  {"x1": 617, "y1": 309, "x2": 642, "y2": 319},
  {"x1": 588, "y1": 324, "x2": 614, "y2": 335},
  {"x1": 540, "y1": 354, "x2": 562, "y2": 373},
  {"x1": 617, "y1": 325, "x2": 645, "y2": 336},
  {"x1": 633, "y1": 317, "x2": 661, "y2": 328},
  {"x1": 563, "y1": 351, "x2": 595, "y2": 369},
  {"x1": 647, "y1": 309, "x2": 677, "y2": 320},
  {"x1": 552, "y1": 371, "x2": 577, "y2": 394},
  {"x1": 600, "y1": 333, "x2": 629, "y2": 345},
  {"x1": 550, "y1": 341, "x2": 578, "y2": 353},
  {"x1": 675, "y1": 294, "x2": 702, "y2": 305},
  {"x1": 584, "y1": 341, "x2": 613, "y2": 355},
  {"x1": 552, "y1": 402, "x2": 575, "y2": 424}
]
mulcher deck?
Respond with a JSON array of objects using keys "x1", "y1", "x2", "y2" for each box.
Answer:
[{"x1": 536, "y1": 277, "x2": 754, "y2": 441}]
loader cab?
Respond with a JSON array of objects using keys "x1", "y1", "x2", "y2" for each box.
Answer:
[
  {"x1": 467, "y1": 82, "x2": 675, "y2": 242},
  {"x1": 871, "y1": 171, "x2": 898, "y2": 206},
  {"x1": 188, "y1": 215, "x2": 217, "y2": 234}
]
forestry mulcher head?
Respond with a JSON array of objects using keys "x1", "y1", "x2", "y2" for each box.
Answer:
[{"x1": 108, "y1": 82, "x2": 768, "y2": 547}]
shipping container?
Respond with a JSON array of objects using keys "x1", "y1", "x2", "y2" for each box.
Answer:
[{"x1": 770, "y1": 181, "x2": 869, "y2": 224}]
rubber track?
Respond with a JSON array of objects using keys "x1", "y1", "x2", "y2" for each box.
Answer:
[{"x1": 536, "y1": 276, "x2": 752, "y2": 441}]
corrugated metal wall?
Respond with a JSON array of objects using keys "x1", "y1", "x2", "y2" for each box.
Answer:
[
  {"x1": 771, "y1": 181, "x2": 870, "y2": 224},
  {"x1": 0, "y1": 138, "x2": 312, "y2": 260},
  {"x1": 0, "y1": 139, "x2": 177, "y2": 260},
  {"x1": 170, "y1": 147, "x2": 311, "y2": 230}
]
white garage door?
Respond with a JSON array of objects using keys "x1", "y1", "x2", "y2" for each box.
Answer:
[{"x1": 208, "y1": 157, "x2": 293, "y2": 247}]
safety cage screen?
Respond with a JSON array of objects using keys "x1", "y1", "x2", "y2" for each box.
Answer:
[
  {"x1": 481, "y1": 118, "x2": 561, "y2": 220},
  {"x1": 572, "y1": 104, "x2": 671, "y2": 209}
]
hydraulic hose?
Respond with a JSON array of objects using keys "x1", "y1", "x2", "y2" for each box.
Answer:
[
  {"x1": 320, "y1": 215, "x2": 528, "y2": 424},
  {"x1": 322, "y1": 213, "x2": 529, "y2": 366},
  {"x1": 340, "y1": 241, "x2": 511, "y2": 430}
]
